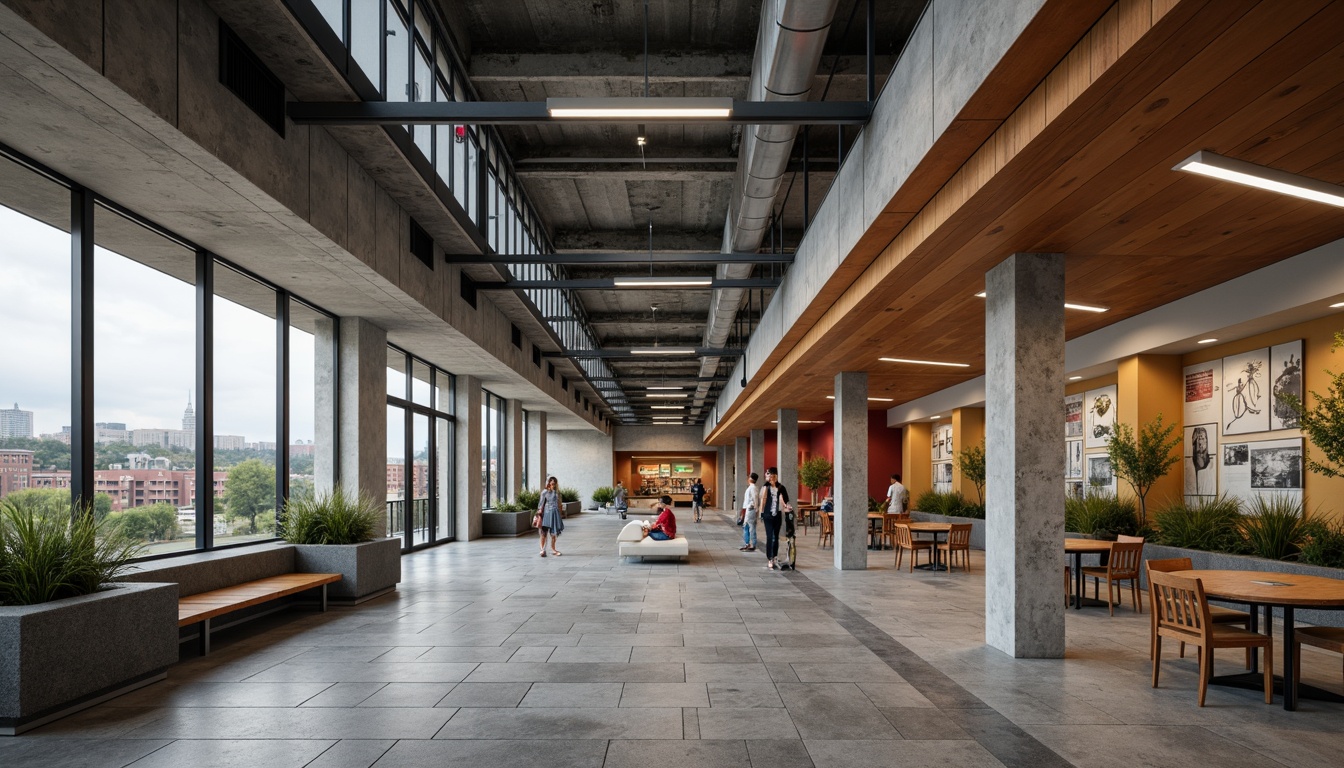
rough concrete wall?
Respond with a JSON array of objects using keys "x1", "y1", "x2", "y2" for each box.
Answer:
[
  {"x1": 547, "y1": 429, "x2": 614, "y2": 509},
  {"x1": 613, "y1": 425, "x2": 708, "y2": 453}
]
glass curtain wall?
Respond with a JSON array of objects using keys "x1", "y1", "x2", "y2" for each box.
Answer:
[
  {"x1": 481, "y1": 390, "x2": 506, "y2": 509},
  {"x1": 386, "y1": 345, "x2": 455, "y2": 549},
  {"x1": 0, "y1": 145, "x2": 338, "y2": 560}
]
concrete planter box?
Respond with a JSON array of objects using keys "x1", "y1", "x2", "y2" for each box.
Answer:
[
  {"x1": 1, "y1": 582, "x2": 178, "y2": 735},
  {"x1": 562, "y1": 501, "x2": 582, "y2": 518},
  {"x1": 483, "y1": 510, "x2": 536, "y2": 536},
  {"x1": 1142, "y1": 544, "x2": 1344, "y2": 628},
  {"x1": 293, "y1": 538, "x2": 401, "y2": 604},
  {"x1": 910, "y1": 511, "x2": 986, "y2": 550}
]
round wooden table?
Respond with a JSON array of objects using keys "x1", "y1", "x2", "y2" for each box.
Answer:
[
  {"x1": 908, "y1": 522, "x2": 952, "y2": 570},
  {"x1": 1171, "y1": 570, "x2": 1344, "y2": 710},
  {"x1": 1064, "y1": 539, "x2": 1114, "y2": 609}
]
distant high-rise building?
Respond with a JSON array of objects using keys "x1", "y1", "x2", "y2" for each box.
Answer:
[
  {"x1": 0, "y1": 403, "x2": 34, "y2": 438},
  {"x1": 182, "y1": 393, "x2": 196, "y2": 433}
]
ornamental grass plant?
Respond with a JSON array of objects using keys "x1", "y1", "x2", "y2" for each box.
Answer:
[
  {"x1": 1064, "y1": 492, "x2": 1139, "y2": 539},
  {"x1": 282, "y1": 487, "x2": 379, "y2": 546},
  {"x1": 559, "y1": 487, "x2": 581, "y2": 504},
  {"x1": 1240, "y1": 495, "x2": 1306, "y2": 561},
  {"x1": 1300, "y1": 517, "x2": 1344, "y2": 568},
  {"x1": 913, "y1": 490, "x2": 971, "y2": 517},
  {"x1": 0, "y1": 495, "x2": 141, "y2": 606},
  {"x1": 1152, "y1": 495, "x2": 1247, "y2": 553},
  {"x1": 516, "y1": 488, "x2": 541, "y2": 511}
]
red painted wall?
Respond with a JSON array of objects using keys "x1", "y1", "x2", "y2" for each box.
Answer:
[{"x1": 795, "y1": 412, "x2": 902, "y2": 502}]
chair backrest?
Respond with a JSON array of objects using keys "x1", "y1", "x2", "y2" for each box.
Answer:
[
  {"x1": 883, "y1": 513, "x2": 901, "y2": 533},
  {"x1": 1145, "y1": 556, "x2": 1194, "y2": 574},
  {"x1": 894, "y1": 523, "x2": 912, "y2": 548},
  {"x1": 895, "y1": 513, "x2": 912, "y2": 524},
  {"x1": 1117, "y1": 534, "x2": 1146, "y2": 543},
  {"x1": 1108, "y1": 540, "x2": 1144, "y2": 578},
  {"x1": 947, "y1": 523, "x2": 972, "y2": 547},
  {"x1": 821, "y1": 512, "x2": 834, "y2": 533},
  {"x1": 1147, "y1": 569, "x2": 1211, "y2": 641}
]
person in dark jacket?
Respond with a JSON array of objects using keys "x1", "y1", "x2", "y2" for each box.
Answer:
[
  {"x1": 690, "y1": 478, "x2": 706, "y2": 522},
  {"x1": 759, "y1": 467, "x2": 792, "y2": 570}
]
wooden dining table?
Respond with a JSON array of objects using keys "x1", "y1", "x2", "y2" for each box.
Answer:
[
  {"x1": 1174, "y1": 569, "x2": 1344, "y2": 711},
  {"x1": 1064, "y1": 538, "x2": 1115, "y2": 609},
  {"x1": 908, "y1": 521, "x2": 953, "y2": 570}
]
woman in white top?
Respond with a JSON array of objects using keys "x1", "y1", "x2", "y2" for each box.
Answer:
[{"x1": 739, "y1": 472, "x2": 759, "y2": 551}]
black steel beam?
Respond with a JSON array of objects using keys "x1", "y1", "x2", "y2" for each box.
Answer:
[
  {"x1": 585, "y1": 377, "x2": 730, "y2": 383},
  {"x1": 446, "y1": 251, "x2": 793, "y2": 265},
  {"x1": 478, "y1": 278, "x2": 778, "y2": 290},
  {"x1": 70, "y1": 187, "x2": 94, "y2": 513},
  {"x1": 288, "y1": 100, "x2": 872, "y2": 125},
  {"x1": 545, "y1": 348, "x2": 743, "y2": 359}
]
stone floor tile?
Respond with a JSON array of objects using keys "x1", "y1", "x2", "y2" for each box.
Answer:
[
  {"x1": 520, "y1": 682, "x2": 624, "y2": 707},
  {"x1": 465, "y1": 662, "x2": 683, "y2": 683},
  {"x1": 695, "y1": 707, "x2": 801, "y2": 740},
  {"x1": 406, "y1": 646, "x2": 516, "y2": 663},
  {"x1": 603, "y1": 739, "x2": 750, "y2": 768},
  {"x1": 123, "y1": 739, "x2": 334, "y2": 768},
  {"x1": 620, "y1": 683, "x2": 710, "y2": 708},
  {"x1": 508, "y1": 646, "x2": 555, "y2": 662},
  {"x1": 370, "y1": 739, "x2": 607, "y2": 768},
  {"x1": 745, "y1": 739, "x2": 817, "y2": 768},
  {"x1": 244, "y1": 662, "x2": 478, "y2": 684},
  {"x1": 1025, "y1": 724, "x2": 1291, "y2": 768},
  {"x1": 355, "y1": 682, "x2": 455, "y2": 707},
  {"x1": 121, "y1": 707, "x2": 453, "y2": 740},
  {"x1": 547, "y1": 646, "x2": 633, "y2": 663},
  {"x1": 706, "y1": 682, "x2": 786, "y2": 708},
  {"x1": 299, "y1": 682, "x2": 385, "y2": 707},
  {"x1": 433, "y1": 707, "x2": 682, "y2": 740},
  {"x1": 856, "y1": 682, "x2": 937, "y2": 709},
  {"x1": 0, "y1": 737, "x2": 169, "y2": 768},
  {"x1": 880, "y1": 708, "x2": 972, "y2": 739},
  {"x1": 302, "y1": 740, "x2": 396, "y2": 768},
  {"x1": 685, "y1": 663, "x2": 772, "y2": 683},
  {"x1": 109, "y1": 681, "x2": 333, "y2": 708},
  {"x1": 802, "y1": 739, "x2": 1005, "y2": 767},
  {"x1": 776, "y1": 683, "x2": 900, "y2": 741}
]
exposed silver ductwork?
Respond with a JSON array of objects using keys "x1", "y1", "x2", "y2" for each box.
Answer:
[{"x1": 696, "y1": 0, "x2": 841, "y2": 412}]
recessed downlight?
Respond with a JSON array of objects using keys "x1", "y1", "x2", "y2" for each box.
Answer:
[{"x1": 1068, "y1": 376, "x2": 1083, "y2": 381}]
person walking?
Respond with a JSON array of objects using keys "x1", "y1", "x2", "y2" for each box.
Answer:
[
  {"x1": 537, "y1": 476, "x2": 564, "y2": 557},
  {"x1": 739, "y1": 472, "x2": 759, "y2": 552},
  {"x1": 614, "y1": 479, "x2": 629, "y2": 519},
  {"x1": 760, "y1": 467, "x2": 791, "y2": 570},
  {"x1": 690, "y1": 477, "x2": 706, "y2": 522},
  {"x1": 886, "y1": 473, "x2": 908, "y2": 514}
]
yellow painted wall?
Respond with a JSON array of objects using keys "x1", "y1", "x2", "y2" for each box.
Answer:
[
  {"x1": 1183, "y1": 312, "x2": 1344, "y2": 522},
  {"x1": 902, "y1": 421, "x2": 933, "y2": 498},
  {"x1": 951, "y1": 407, "x2": 985, "y2": 504},
  {"x1": 1117, "y1": 355, "x2": 1185, "y2": 511}
]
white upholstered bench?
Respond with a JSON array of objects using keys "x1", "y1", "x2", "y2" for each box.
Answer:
[{"x1": 617, "y1": 521, "x2": 689, "y2": 562}]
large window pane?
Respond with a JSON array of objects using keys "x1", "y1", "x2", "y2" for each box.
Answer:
[
  {"x1": 288, "y1": 300, "x2": 330, "y2": 504},
  {"x1": 435, "y1": 414, "x2": 452, "y2": 540},
  {"x1": 411, "y1": 411, "x2": 429, "y2": 546},
  {"x1": 94, "y1": 205, "x2": 197, "y2": 555},
  {"x1": 313, "y1": 0, "x2": 344, "y2": 41},
  {"x1": 386, "y1": 403, "x2": 405, "y2": 541},
  {"x1": 386, "y1": 1, "x2": 410, "y2": 102},
  {"x1": 350, "y1": 0, "x2": 382, "y2": 91},
  {"x1": 413, "y1": 42, "x2": 433, "y2": 157},
  {"x1": 387, "y1": 347, "x2": 407, "y2": 398},
  {"x1": 412, "y1": 359, "x2": 431, "y2": 407},
  {"x1": 214, "y1": 265, "x2": 278, "y2": 545},
  {"x1": 0, "y1": 156, "x2": 71, "y2": 505}
]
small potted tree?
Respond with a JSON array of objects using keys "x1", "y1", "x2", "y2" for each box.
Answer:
[
  {"x1": 956, "y1": 441, "x2": 987, "y2": 514},
  {"x1": 285, "y1": 487, "x2": 401, "y2": 603},
  {"x1": 0, "y1": 495, "x2": 177, "y2": 735},
  {"x1": 799, "y1": 456, "x2": 833, "y2": 503},
  {"x1": 1106, "y1": 413, "x2": 1181, "y2": 527}
]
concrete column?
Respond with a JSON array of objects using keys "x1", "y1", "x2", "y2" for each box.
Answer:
[
  {"x1": 750, "y1": 429, "x2": 765, "y2": 476},
  {"x1": 777, "y1": 409, "x2": 799, "y2": 500},
  {"x1": 985, "y1": 252, "x2": 1066, "y2": 659},
  {"x1": 834, "y1": 371, "x2": 869, "y2": 570},
  {"x1": 734, "y1": 437, "x2": 748, "y2": 508},
  {"x1": 314, "y1": 316, "x2": 338, "y2": 496},
  {"x1": 455, "y1": 375, "x2": 483, "y2": 541},
  {"x1": 315, "y1": 317, "x2": 387, "y2": 536},
  {"x1": 526, "y1": 410, "x2": 547, "y2": 491},
  {"x1": 507, "y1": 399, "x2": 524, "y2": 499},
  {"x1": 718, "y1": 446, "x2": 729, "y2": 510}
]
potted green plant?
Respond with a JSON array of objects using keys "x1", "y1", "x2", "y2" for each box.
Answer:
[
  {"x1": 0, "y1": 495, "x2": 177, "y2": 735},
  {"x1": 284, "y1": 487, "x2": 400, "y2": 603},
  {"x1": 592, "y1": 485, "x2": 616, "y2": 509},
  {"x1": 559, "y1": 487, "x2": 582, "y2": 517},
  {"x1": 799, "y1": 456, "x2": 833, "y2": 503},
  {"x1": 482, "y1": 499, "x2": 534, "y2": 537},
  {"x1": 1106, "y1": 413, "x2": 1181, "y2": 527}
]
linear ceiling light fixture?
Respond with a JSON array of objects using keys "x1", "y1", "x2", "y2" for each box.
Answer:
[
  {"x1": 771, "y1": 419, "x2": 827, "y2": 425},
  {"x1": 613, "y1": 276, "x2": 714, "y2": 287},
  {"x1": 973, "y1": 292, "x2": 1108, "y2": 312},
  {"x1": 629, "y1": 347, "x2": 696, "y2": 355},
  {"x1": 1331, "y1": 301, "x2": 1344, "y2": 309},
  {"x1": 879, "y1": 357, "x2": 971, "y2": 368},
  {"x1": 651, "y1": 405, "x2": 686, "y2": 410},
  {"x1": 646, "y1": 386, "x2": 683, "y2": 390},
  {"x1": 546, "y1": 97, "x2": 733, "y2": 120},
  {"x1": 825, "y1": 396, "x2": 894, "y2": 402},
  {"x1": 1173, "y1": 150, "x2": 1344, "y2": 207},
  {"x1": 646, "y1": 393, "x2": 689, "y2": 398}
]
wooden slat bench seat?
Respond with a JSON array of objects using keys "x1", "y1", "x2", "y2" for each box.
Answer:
[{"x1": 178, "y1": 573, "x2": 341, "y2": 654}]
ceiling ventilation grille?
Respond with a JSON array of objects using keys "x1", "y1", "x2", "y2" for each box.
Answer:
[{"x1": 218, "y1": 22, "x2": 286, "y2": 137}]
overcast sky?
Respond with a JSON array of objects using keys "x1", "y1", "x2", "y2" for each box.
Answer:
[{"x1": 1, "y1": 204, "x2": 316, "y2": 444}]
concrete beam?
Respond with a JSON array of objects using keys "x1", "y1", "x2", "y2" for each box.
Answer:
[
  {"x1": 468, "y1": 51, "x2": 894, "y2": 83},
  {"x1": 554, "y1": 229, "x2": 802, "y2": 252}
]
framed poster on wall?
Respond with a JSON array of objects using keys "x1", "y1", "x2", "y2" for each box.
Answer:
[
  {"x1": 1084, "y1": 386, "x2": 1118, "y2": 449},
  {"x1": 1222, "y1": 348, "x2": 1271, "y2": 435},
  {"x1": 1220, "y1": 437, "x2": 1303, "y2": 507},
  {"x1": 1066, "y1": 439, "x2": 1083, "y2": 479},
  {"x1": 1183, "y1": 424, "x2": 1217, "y2": 498},
  {"x1": 1269, "y1": 340, "x2": 1304, "y2": 431},
  {"x1": 1183, "y1": 360, "x2": 1222, "y2": 425},
  {"x1": 1065, "y1": 394, "x2": 1084, "y2": 439},
  {"x1": 1086, "y1": 454, "x2": 1115, "y2": 497}
]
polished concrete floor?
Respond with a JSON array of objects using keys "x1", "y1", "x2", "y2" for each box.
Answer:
[{"x1": 6, "y1": 510, "x2": 1344, "y2": 767}]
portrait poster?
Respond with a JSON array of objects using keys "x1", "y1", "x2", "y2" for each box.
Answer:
[
  {"x1": 1086, "y1": 455, "x2": 1115, "y2": 497},
  {"x1": 1065, "y1": 439, "x2": 1083, "y2": 479},
  {"x1": 1269, "y1": 340, "x2": 1304, "y2": 431},
  {"x1": 1220, "y1": 437, "x2": 1302, "y2": 507},
  {"x1": 1183, "y1": 424, "x2": 1218, "y2": 498},
  {"x1": 1064, "y1": 393, "x2": 1084, "y2": 439},
  {"x1": 1222, "y1": 348, "x2": 1271, "y2": 435},
  {"x1": 1182, "y1": 361, "x2": 1222, "y2": 426},
  {"x1": 1084, "y1": 385, "x2": 1118, "y2": 449}
]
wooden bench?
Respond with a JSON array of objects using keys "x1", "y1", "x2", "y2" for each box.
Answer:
[{"x1": 178, "y1": 573, "x2": 342, "y2": 654}]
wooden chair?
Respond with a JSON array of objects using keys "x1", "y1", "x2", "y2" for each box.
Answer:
[
  {"x1": 1293, "y1": 627, "x2": 1344, "y2": 693},
  {"x1": 818, "y1": 511, "x2": 834, "y2": 549},
  {"x1": 1082, "y1": 539, "x2": 1144, "y2": 616},
  {"x1": 1065, "y1": 566, "x2": 1072, "y2": 606},
  {"x1": 1145, "y1": 557, "x2": 1251, "y2": 663},
  {"x1": 878, "y1": 513, "x2": 907, "y2": 550},
  {"x1": 1148, "y1": 570, "x2": 1272, "y2": 706},
  {"x1": 893, "y1": 523, "x2": 933, "y2": 572},
  {"x1": 938, "y1": 523, "x2": 973, "y2": 572}
]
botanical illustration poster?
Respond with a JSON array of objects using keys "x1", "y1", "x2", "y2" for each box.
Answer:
[
  {"x1": 1183, "y1": 423, "x2": 1218, "y2": 497},
  {"x1": 1086, "y1": 454, "x2": 1116, "y2": 497},
  {"x1": 931, "y1": 423, "x2": 954, "y2": 462},
  {"x1": 1269, "y1": 340, "x2": 1304, "y2": 431},
  {"x1": 1084, "y1": 385, "x2": 1118, "y2": 449},
  {"x1": 1182, "y1": 360, "x2": 1222, "y2": 425},
  {"x1": 1220, "y1": 437, "x2": 1303, "y2": 507},
  {"x1": 1065, "y1": 439, "x2": 1083, "y2": 479},
  {"x1": 1222, "y1": 348, "x2": 1271, "y2": 435},
  {"x1": 932, "y1": 461, "x2": 954, "y2": 494},
  {"x1": 1064, "y1": 393, "x2": 1084, "y2": 438}
]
